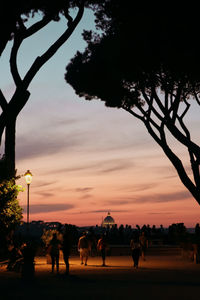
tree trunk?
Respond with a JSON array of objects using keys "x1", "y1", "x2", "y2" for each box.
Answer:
[{"x1": 4, "y1": 117, "x2": 16, "y2": 179}]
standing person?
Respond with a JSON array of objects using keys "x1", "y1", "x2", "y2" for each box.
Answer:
[
  {"x1": 139, "y1": 231, "x2": 148, "y2": 261},
  {"x1": 62, "y1": 225, "x2": 72, "y2": 275},
  {"x1": 7, "y1": 243, "x2": 22, "y2": 272},
  {"x1": 78, "y1": 232, "x2": 90, "y2": 266},
  {"x1": 130, "y1": 236, "x2": 141, "y2": 268},
  {"x1": 21, "y1": 241, "x2": 36, "y2": 280},
  {"x1": 97, "y1": 234, "x2": 107, "y2": 266},
  {"x1": 49, "y1": 233, "x2": 61, "y2": 274}
]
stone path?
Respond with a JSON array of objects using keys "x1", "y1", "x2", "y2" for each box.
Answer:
[{"x1": 1, "y1": 255, "x2": 200, "y2": 300}]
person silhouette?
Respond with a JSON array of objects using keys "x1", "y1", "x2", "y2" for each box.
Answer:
[
  {"x1": 97, "y1": 234, "x2": 107, "y2": 266},
  {"x1": 7, "y1": 243, "x2": 22, "y2": 272},
  {"x1": 130, "y1": 236, "x2": 141, "y2": 268},
  {"x1": 49, "y1": 233, "x2": 61, "y2": 274},
  {"x1": 139, "y1": 231, "x2": 148, "y2": 261},
  {"x1": 62, "y1": 225, "x2": 72, "y2": 275},
  {"x1": 21, "y1": 241, "x2": 36, "y2": 280},
  {"x1": 78, "y1": 232, "x2": 90, "y2": 266}
]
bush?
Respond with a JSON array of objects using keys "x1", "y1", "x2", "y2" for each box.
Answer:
[{"x1": 0, "y1": 179, "x2": 23, "y2": 257}]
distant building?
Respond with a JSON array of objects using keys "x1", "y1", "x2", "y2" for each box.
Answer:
[{"x1": 102, "y1": 212, "x2": 116, "y2": 228}]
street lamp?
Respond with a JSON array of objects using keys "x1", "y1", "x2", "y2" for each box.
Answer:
[{"x1": 24, "y1": 170, "x2": 33, "y2": 231}]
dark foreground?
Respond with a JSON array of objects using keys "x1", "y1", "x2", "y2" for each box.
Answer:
[{"x1": 1, "y1": 255, "x2": 200, "y2": 300}]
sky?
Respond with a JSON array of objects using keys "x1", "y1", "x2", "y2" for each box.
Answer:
[{"x1": 1, "y1": 8, "x2": 200, "y2": 228}]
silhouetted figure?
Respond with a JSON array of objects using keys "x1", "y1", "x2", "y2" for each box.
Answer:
[
  {"x1": 78, "y1": 232, "x2": 90, "y2": 266},
  {"x1": 62, "y1": 225, "x2": 72, "y2": 275},
  {"x1": 7, "y1": 244, "x2": 22, "y2": 272},
  {"x1": 88, "y1": 227, "x2": 97, "y2": 256},
  {"x1": 97, "y1": 234, "x2": 107, "y2": 266},
  {"x1": 136, "y1": 224, "x2": 141, "y2": 234},
  {"x1": 194, "y1": 223, "x2": 200, "y2": 263},
  {"x1": 21, "y1": 242, "x2": 36, "y2": 280},
  {"x1": 139, "y1": 231, "x2": 148, "y2": 261},
  {"x1": 49, "y1": 233, "x2": 61, "y2": 273},
  {"x1": 130, "y1": 236, "x2": 141, "y2": 268},
  {"x1": 195, "y1": 223, "x2": 200, "y2": 237}
]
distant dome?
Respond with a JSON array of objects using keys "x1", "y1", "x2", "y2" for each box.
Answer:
[{"x1": 102, "y1": 212, "x2": 115, "y2": 228}]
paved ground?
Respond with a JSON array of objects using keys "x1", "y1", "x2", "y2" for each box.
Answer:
[{"x1": 1, "y1": 254, "x2": 200, "y2": 300}]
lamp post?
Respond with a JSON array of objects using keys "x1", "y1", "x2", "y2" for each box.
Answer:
[{"x1": 24, "y1": 170, "x2": 33, "y2": 232}]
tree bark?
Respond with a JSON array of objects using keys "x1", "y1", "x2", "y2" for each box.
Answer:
[{"x1": 4, "y1": 117, "x2": 16, "y2": 179}]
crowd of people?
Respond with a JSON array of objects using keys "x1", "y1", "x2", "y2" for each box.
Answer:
[
  {"x1": 5, "y1": 227, "x2": 149, "y2": 277},
  {"x1": 4, "y1": 222, "x2": 200, "y2": 278}
]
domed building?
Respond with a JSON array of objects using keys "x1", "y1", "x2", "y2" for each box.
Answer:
[{"x1": 102, "y1": 212, "x2": 116, "y2": 228}]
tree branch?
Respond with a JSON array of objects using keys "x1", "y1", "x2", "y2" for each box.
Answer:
[
  {"x1": 145, "y1": 118, "x2": 200, "y2": 203},
  {"x1": 23, "y1": 2, "x2": 84, "y2": 90},
  {"x1": 193, "y1": 91, "x2": 200, "y2": 105},
  {"x1": 177, "y1": 99, "x2": 200, "y2": 188},
  {"x1": 0, "y1": 90, "x2": 8, "y2": 111},
  {"x1": 10, "y1": 15, "x2": 54, "y2": 87},
  {"x1": 10, "y1": 35, "x2": 23, "y2": 86},
  {"x1": 23, "y1": 15, "x2": 52, "y2": 39},
  {"x1": 151, "y1": 86, "x2": 166, "y2": 115},
  {"x1": 0, "y1": 112, "x2": 6, "y2": 146},
  {"x1": 180, "y1": 98, "x2": 190, "y2": 120},
  {"x1": 141, "y1": 88, "x2": 163, "y2": 122},
  {"x1": 122, "y1": 105, "x2": 144, "y2": 121},
  {"x1": 171, "y1": 82, "x2": 182, "y2": 124}
]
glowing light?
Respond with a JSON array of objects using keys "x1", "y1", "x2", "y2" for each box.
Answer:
[{"x1": 24, "y1": 170, "x2": 33, "y2": 185}]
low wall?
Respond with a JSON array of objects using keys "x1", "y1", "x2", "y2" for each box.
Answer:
[
  {"x1": 39, "y1": 244, "x2": 200, "y2": 263},
  {"x1": 180, "y1": 243, "x2": 200, "y2": 263}
]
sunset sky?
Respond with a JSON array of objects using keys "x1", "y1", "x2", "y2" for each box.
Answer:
[{"x1": 1, "y1": 8, "x2": 200, "y2": 228}]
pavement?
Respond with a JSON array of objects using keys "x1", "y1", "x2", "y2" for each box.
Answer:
[{"x1": 1, "y1": 254, "x2": 200, "y2": 300}]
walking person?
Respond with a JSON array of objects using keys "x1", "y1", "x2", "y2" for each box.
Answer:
[
  {"x1": 62, "y1": 225, "x2": 72, "y2": 275},
  {"x1": 78, "y1": 232, "x2": 90, "y2": 266},
  {"x1": 97, "y1": 234, "x2": 107, "y2": 266},
  {"x1": 130, "y1": 236, "x2": 141, "y2": 268},
  {"x1": 49, "y1": 233, "x2": 61, "y2": 274},
  {"x1": 139, "y1": 231, "x2": 148, "y2": 261}
]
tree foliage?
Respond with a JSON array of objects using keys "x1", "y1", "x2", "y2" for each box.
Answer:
[
  {"x1": 0, "y1": 179, "x2": 23, "y2": 233},
  {"x1": 65, "y1": 1, "x2": 200, "y2": 204}
]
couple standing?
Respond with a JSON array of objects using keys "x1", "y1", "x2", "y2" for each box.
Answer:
[
  {"x1": 78, "y1": 232, "x2": 107, "y2": 266},
  {"x1": 49, "y1": 226, "x2": 71, "y2": 275},
  {"x1": 130, "y1": 231, "x2": 148, "y2": 268}
]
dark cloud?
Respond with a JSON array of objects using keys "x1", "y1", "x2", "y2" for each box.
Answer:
[
  {"x1": 80, "y1": 194, "x2": 93, "y2": 199},
  {"x1": 103, "y1": 199, "x2": 134, "y2": 206},
  {"x1": 103, "y1": 190, "x2": 191, "y2": 206},
  {"x1": 89, "y1": 209, "x2": 129, "y2": 213},
  {"x1": 35, "y1": 181, "x2": 58, "y2": 188},
  {"x1": 99, "y1": 159, "x2": 134, "y2": 174},
  {"x1": 53, "y1": 118, "x2": 83, "y2": 127},
  {"x1": 136, "y1": 191, "x2": 191, "y2": 203},
  {"x1": 35, "y1": 191, "x2": 55, "y2": 198},
  {"x1": 16, "y1": 131, "x2": 85, "y2": 161},
  {"x1": 148, "y1": 212, "x2": 175, "y2": 215},
  {"x1": 99, "y1": 161, "x2": 131, "y2": 173},
  {"x1": 51, "y1": 158, "x2": 134, "y2": 175},
  {"x1": 152, "y1": 164, "x2": 192, "y2": 180},
  {"x1": 75, "y1": 187, "x2": 93, "y2": 193},
  {"x1": 69, "y1": 209, "x2": 129, "y2": 214},
  {"x1": 22, "y1": 203, "x2": 74, "y2": 214},
  {"x1": 118, "y1": 183, "x2": 158, "y2": 193}
]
